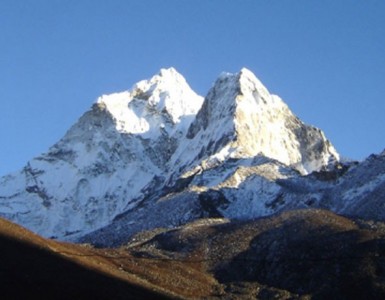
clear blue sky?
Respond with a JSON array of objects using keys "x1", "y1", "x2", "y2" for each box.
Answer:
[{"x1": 0, "y1": 1, "x2": 384, "y2": 175}]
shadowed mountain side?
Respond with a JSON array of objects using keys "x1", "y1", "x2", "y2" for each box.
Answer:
[
  {"x1": 0, "y1": 218, "x2": 178, "y2": 300},
  {"x1": 2, "y1": 208, "x2": 385, "y2": 299},
  {"x1": 126, "y1": 209, "x2": 385, "y2": 299},
  {"x1": 216, "y1": 214, "x2": 385, "y2": 299}
]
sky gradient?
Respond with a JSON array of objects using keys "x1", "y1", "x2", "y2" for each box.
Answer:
[{"x1": 1, "y1": 1, "x2": 384, "y2": 175}]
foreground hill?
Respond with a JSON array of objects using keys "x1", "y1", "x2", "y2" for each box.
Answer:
[
  {"x1": 2, "y1": 209, "x2": 385, "y2": 299},
  {"x1": 0, "y1": 217, "x2": 177, "y2": 299},
  {"x1": 126, "y1": 208, "x2": 385, "y2": 299}
]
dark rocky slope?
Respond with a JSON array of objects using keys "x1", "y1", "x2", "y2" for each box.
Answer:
[
  {"x1": 126, "y1": 209, "x2": 385, "y2": 299},
  {"x1": 2, "y1": 208, "x2": 385, "y2": 299}
]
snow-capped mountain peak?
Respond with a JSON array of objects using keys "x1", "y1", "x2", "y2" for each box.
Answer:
[
  {"x1": 1, "y1": 67, "x2": 367, "y2": 247},
  {"x1": 97, "y1": 67, "x2": 203, "y2": 135},
  {"x1": 182, "y1": 68, "x2": 339, "y2": 175},
  {"x1": 238, "y1": 67, "x2": 271, "y2": 99}
]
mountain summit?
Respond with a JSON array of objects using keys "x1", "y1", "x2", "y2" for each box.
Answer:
[
  {"x1": 97, "y1": 67, "x2": 203, "y2": 135},
  {"x1": 3, "y1": 67, "x2": 381, "y2": 246},
  {"x1": 178, "y1": 68, "x2": 339, "y2": 175}
]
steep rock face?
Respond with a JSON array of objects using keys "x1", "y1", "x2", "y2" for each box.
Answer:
[
  {"x1": 178, "y1": 68, "x2": 339, "y2": 176},
  {"x1": 329, "y1": 152, "x2": 385, "y2": 220},
  {"x1": 78, "y1": 156, "x2": 302, "y2": 247}
]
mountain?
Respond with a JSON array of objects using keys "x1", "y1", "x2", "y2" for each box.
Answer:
[
  {"x1": 177, "y1": 68, "x2": 339, "y2": 174},
  {"x1": 1, "y1": 67, "x2": 385, "y2": 299},
  {"x1": 0, "y1": 67, "x2": 384, "y2": 248},
  {"x1": 0, "y1": 67, "x2": 203, "y2": 239}
]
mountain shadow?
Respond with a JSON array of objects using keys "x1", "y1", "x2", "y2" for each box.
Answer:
[
  {"x1": 0, "y1": 218, "x2": 175, "y2": 300},
  {"x1": 214, "y1": 210, "x2": 385, "y2": 299}
]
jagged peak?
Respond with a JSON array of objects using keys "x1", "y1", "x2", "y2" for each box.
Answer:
[
  {"x1": 133, "y1": 67, "x2": 190, "y2": 94},
  {"x1": 98, "y1": 67, "x2": 195, "y2": 106},
  {"x1": 213, "y1": 68, "x2": 271, "y2": 99},
  {"x1": 237, "y1": 68, "x2": 271, "y2": 101},
  {"x1": 184, "y1": 68, "x2": 339, "y2": 174},
  {"x1": 158, "y1": 66, "x2": 183, "y2": 79},
  {"x1": 188, "y1": 68, "x2": 285, "y2": 135},
  {"x1": 95, "y1": 68, "x2": 204, "y2": 134},
  {"x1": 237, "y1": 67, "x2": 262, "y2": 86}
]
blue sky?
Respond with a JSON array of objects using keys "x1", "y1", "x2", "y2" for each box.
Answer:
[{"x1": 0, "y1": 1, "x2": 384, "y2": 175}]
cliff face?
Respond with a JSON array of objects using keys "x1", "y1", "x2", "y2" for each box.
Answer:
[{"x1": 184, "y1": 68, "x2": 338, "y2": 175}]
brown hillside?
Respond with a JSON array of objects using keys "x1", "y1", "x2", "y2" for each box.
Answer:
[
  {"x1": 0, "y1": 218, "x2": 178, "y2": 300},
  {"x1": 2, "y1": 209, "x2": 385, "y2": 299}
]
